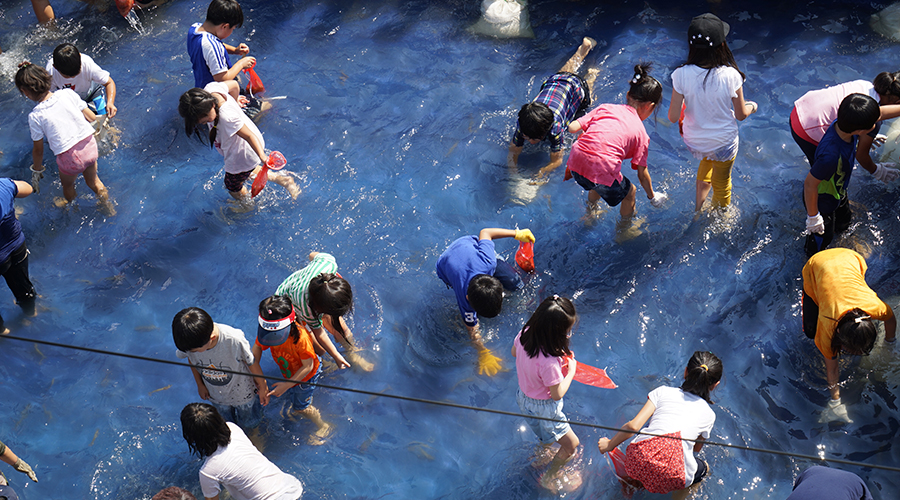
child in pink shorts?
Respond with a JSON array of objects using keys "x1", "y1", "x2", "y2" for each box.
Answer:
[{"x1": 15, "y1": 61, "x2": 114, "y2": 214}]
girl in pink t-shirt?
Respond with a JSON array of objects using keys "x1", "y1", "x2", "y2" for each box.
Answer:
[
  {"x1": 566, "y1": 63, "x2": 667, "y2": 222},
  {"x1": 512, "y1": 295, "x2": 580, "y2": 492}
]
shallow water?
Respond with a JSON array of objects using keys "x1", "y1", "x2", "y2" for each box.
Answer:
[{"x1": 1, "y1": 0, "x2": 900, "y2": 499}]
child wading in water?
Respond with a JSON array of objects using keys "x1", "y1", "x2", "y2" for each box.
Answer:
[
  {"x1": 16, "y1": 62, "x2": 115, "y2": 214},
  {"x1": 252, "y1": 295, "x2": 333, "y2": 445},
  {"x1": 597, "y1": 351, "x2": 722, "y2": 498},
  {"x1": 178, "y1": 80, "x2": 299, "y2": 203},
  {"x1": 512, "y1": 295, "x2": 581, "y2": 493},
  {"x1": 668, "y1": 14, "x2": 757, "y2": 211},
  {"x1": 565, "y1": 62, "x2": 667, "y2": 237}
]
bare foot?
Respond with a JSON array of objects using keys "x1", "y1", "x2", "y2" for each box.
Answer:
[
  {"x1": 53, "y1": 197, "x2": 70, "y2": 208},
  {"x1": 540, "y1": 466, "x2": 583, "y2": 494},
  {"x1": 1, "y1": 328, "x2": 9, "y2": 336},
  {"x1": 286, "y1": 179, "x2": 301, "y2": 200},
  {"x1": 307, "y1": 421, "x2": 333, "y2": 446}
]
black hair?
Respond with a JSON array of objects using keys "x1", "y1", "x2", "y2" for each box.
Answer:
[
  {"x1": 308, "y1": 273, "x2": 353, "y2": 339},
  {"x1": 684, "y1": 42, "x2": 746, "y2": 86},
  {"x1": 172, "y1": 307, "x2": 215, "y2": 352},
  {"x1": 517, "y1": 102, "x2": 554, "y2": 141},
  {"x1": 831, "y1": 308, "x2": 877, "y2": 356},
  {"x1": 180, "y1": 403, "x2": 231, "y2": 458},
  {"x1": 259, "y1": 294, "x2": 302, "y2": 344},
  {"x1": 467, "y1": 274, "x2": 503, "y2": 318},
  {"x1": 206, "y1": 0, "x2": 243, "y2": 28},
  {"x1": 52, "y1": 43, "x2": 82, "y2": 77},
  {"x1": 627, "y1": 62, "x2": 662, "y2": 106},
  {"x1": 152, "y1": 487, "x2": 198, "y2": 500},
  {"x1": 14, "y1": 62, "x2": 52, "y2": 98},
  {"x1": 873, "y1": 71, "x2": 900, "y2": 102},
  {"x1": 520, "y1": 295, "x2": 576, "y2": 358},
  {"x1": 836, "y1": 93, "x2": 880, "y2": 134},
  {"x1": 681, "y1": 351, "x2": 723, "y2": 404},
  {"x1": 178, "y1": 88, "x2": 220, "y2": 147}
]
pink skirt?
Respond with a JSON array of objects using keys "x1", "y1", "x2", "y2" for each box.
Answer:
[{"x1": 56, "y1": 135, "x2": 98, "y2": 176}]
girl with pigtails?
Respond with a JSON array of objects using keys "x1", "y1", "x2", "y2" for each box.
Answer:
[
  {"x1": 597, "y1": 351, "x2": 722, "y2": 495},
  {"x1": 565, "y1": 62, "x2": 667, "y2": 224}
]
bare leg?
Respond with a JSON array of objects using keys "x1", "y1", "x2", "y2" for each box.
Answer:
[
  {"x1": 620, "y1": 183, "x2": 636, "y2": 218},
  {"x1": 82, "y1": 162, "x2": 115, "y2": 215},
  {"x1": 696, "y1": 180, "x2": 712, "y2": 211},
  {"x1": 541, "y1": 430, "x2": 582, "y2": 492},
  {"x1": 58, "y1": 172, "x2": 78, "y2": 203},
  {"x1": 31, "y1": 0, "x2": 55, "y2": 25},
  {"x1": 268, "y1": 171, "x2": 300, "y2": 200},
  {"x1": 559, "y1": 37, "x2": 597, "y2": 74},
  {"x1": 294, "y1": 405, "x2": 332, "y2": 445}
]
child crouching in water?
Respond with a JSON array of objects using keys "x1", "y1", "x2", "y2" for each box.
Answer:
[
  {"x1": 252, "y1": 294, "x2": 332, "y2": 445},
  {"x1": 512, "y1": 295, "x2": 581, "y2": 493},
  {"x1": 15, "y1": 62, "x2": 115, "y2": 214},
  {"x1": 178, "y1": 81, "x2": 299, "y2": 203},
  {"x1": 598, "y1": 351, "x2": 722, "y2": 497}
]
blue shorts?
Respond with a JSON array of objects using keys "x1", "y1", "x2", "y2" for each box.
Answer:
[
  {"x1": 213, "y1": 397, "x2": 263, "y2": 429},
  {"x1": 571, "y1": 170, "x2": 632, "y2": 207},
  {"x1": 289, "y1": 369, "x2": 321, "y2": 411},
  {"x1": 516, "y1": 389, "x2": 571, "y2": 443}
]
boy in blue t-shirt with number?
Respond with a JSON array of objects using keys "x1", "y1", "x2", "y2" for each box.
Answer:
[{"x1": 435, "y1": 227, "x2": 533, "y2": 376}]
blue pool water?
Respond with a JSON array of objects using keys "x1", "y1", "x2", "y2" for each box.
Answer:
[{"x1": 1, "y1": 0, "x2": 900, "y2": 498}]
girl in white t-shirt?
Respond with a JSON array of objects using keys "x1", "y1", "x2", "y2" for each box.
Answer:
[
  {"x1": 667, "y1": 14, "x2": 757, "y2": 211},
  {"x1": 511, "y1": 295, "x2": 581, "y2": 493},
  {"x1": 15, "y1": 61, "x2": 114, "y2": 214},
  {"x1": 180, "y1": 403, "x2": 303, "y2": 500},
  {"x1": 178, "y1": 81, "x2": 299, "y2": 202},
  {"x1": 597, "y1": 351, "x2": 722, "y2": 495}
]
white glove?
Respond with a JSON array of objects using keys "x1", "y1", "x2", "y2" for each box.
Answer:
[
  {"x1": 873, "y1": 162, "x2": 900, "y2": 183},
  {"x1": 805, "y1": 213, "x2": 824, "y2": 235},
  {"x1": 649, "y1": 192, "x2": 667, "y2": 208},
  {"x1": 819, "y1": 397, "x2": 853, "y2": 424},
  {"x1": 871, "y1": 134, "x2": 887, "y2": 150},
  {"x1": 30, "y1": 166, "x2": 44, "y2": 194}
]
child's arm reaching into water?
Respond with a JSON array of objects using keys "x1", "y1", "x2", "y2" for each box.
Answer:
[
  {"x1": 82, "y1": 106, "x2": 97, "y2": 123},
  {"x1": 597, "y1": 399, "x2": 656, "y2": 453},
  {"x1": 249, "y1": 344, "x2": 271, "y2": 406},
  {"x1": 731, "y1": 87, "x2": 758, "y2": 121}
]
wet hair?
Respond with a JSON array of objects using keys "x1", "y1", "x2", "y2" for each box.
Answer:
[
  {"x1": 172, "y1": 307, "x2": 215, "y2": 352},
  {"x1": 52, "y1": 43, "x2": 82, "y2": 77},
  {"x1": 683, "y1": 42, "x2": 746, "y2": 86},
  {"x1": 830, "y1": 308, "x2": 877, "y2": 356},
  {"x1": 873, "y1": 71, "x2": 900, "y2": 102},
  {"x1": 152, "y1": 487, "x2": 198, "y2": 500},
  {"x1": 519, "y1": 295, "x2": 576, "y2": 358},
  {"x1": 180, "y1": 403, "x2": 230, "y2": 458},
  {"x1": 467, "y1": 274, "x2": 503, "y2": 318},
  {"x1": 836, "y1": 93, "x2": 880, "y2": 134},
  {"x1": 14, "y1": 61, "x2": 51, "y2": 98},
  {"x1": 259, "y1": 294, "x2": 303, "y2": 344},
  {"x1": 517, "y1": 102, "x2": 554, "y2": 141},
  {"x1": 206, "y1": 0, "x2": 243, "y2": 28},
  {"x1": 308, "y1": 273, "x2": 353, "y2": 339},
  {"x1": 681, "y1": 351, "x2": 723, "y2": 404},
  {"x1": 178, "y1": 88, "x2": 220, "y2": 147},
  {"x1": 627, "y1": 62, "x2": 662, "y2": 106}
]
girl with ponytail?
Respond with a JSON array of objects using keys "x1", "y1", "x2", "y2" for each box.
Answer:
[
  {"x1": 564, "y1": 62, "x2": 668, "y2": 226},
  {"x1": 597, "y1": 351, "x2": 722, "y2": 495}
]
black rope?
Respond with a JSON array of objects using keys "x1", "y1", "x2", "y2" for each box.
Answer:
[{"x1": 3, "y1": 333, "x2": 899, "y2": 473}]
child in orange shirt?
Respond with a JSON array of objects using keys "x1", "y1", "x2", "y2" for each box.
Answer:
[{"x1": 252, "y1": 294, "x2": 332, "y2": 445}]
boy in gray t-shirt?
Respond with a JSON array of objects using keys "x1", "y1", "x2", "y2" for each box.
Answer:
[{"x1": 173, "y1": 307, "x2": 268, "y2": 430}]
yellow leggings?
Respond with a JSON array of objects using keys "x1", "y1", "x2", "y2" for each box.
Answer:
[{"x1": 696, "y1": 156, "x2": 736, "y2": 207}]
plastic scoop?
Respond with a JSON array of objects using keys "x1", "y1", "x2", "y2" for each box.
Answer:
[
  {"x1": 243, "y1": 64, "x2": 265, "y2": 95},
  {"x1": 115, "y1": 0, "x2": 134, "y2": 17},
  {"x1": 562, "y1": 355, "x2": 617, "y2": 389},
  {"x1": 250, "y1": 151, "x2": 287, "y2": 198},
  {"x1": 515, "y1": 241, "x2": 534, "y2": 272}
]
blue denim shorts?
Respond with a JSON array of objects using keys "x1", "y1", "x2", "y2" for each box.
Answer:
[
  {"x1": 289, "y1": 369, "x2": 321, "y2": 411},
  {"x1": 516, "y1": 389, "x2": 571, "y2": 443},
  {"x1": 213, "y1": 397, "x2": 263, "y2": 429},
  {"x1": 571, "y1": 170, "x2": 632, "y2": 207}
]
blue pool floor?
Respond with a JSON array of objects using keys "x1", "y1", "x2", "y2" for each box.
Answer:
[{"x1": 1, "y1": 0, "x2": 900, "y2": 499}]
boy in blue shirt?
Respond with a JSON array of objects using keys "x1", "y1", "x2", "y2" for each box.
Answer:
[
  {"x1": 803, "y1": 93, "x2": 880, "y2": 256},
  {"x1": 435, "y1": 227, "x2": 533, "y2": 376}
]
